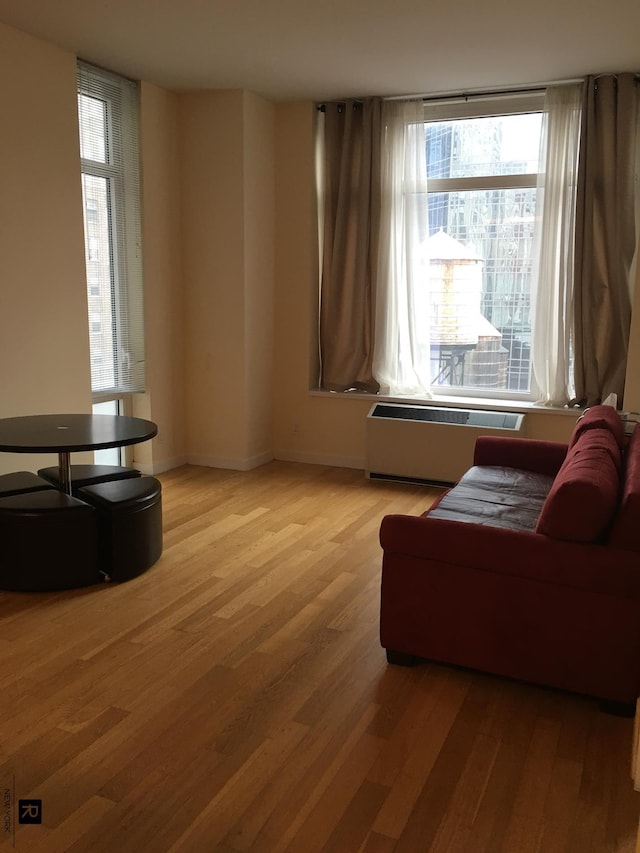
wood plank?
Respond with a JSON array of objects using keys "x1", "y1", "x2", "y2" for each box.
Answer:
[{"x1": 0, "y1": 462, "x2": 637, "y2": 852}]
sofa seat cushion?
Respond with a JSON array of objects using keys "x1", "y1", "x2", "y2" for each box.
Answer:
[
  {"x1": 536, "y1": 427, "x2": 620, "y2": 543},
  {"x1": 427, "y1": 465, "x2": 554, "y2": 532}
]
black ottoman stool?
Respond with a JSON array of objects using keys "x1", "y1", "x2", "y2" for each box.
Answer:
[
  {"x1": 0, "y1": 471, "x2": 54, "y2": 498},
  {"x1": 0, "y1": 490, "x2": 100, "y2": 591},
  {"x1": 77, "y1": 476, "x2": 162, "y2": 582},
  {"x1": 37, "y1": 464, "x2": 141, "y2": 494}
]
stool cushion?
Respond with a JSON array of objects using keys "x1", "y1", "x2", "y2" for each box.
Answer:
[
  {"x1": 0, "y1": 471, "x2": 54, "y2": 497},
  {"x1": 78, "y1": 476, "x2": 162, "y2": 582},
  {"x1": 78, "y1": 475, "x2": 161, "y2": 510},
  {"x1": 0, "y1": 490, "x2": 100, "y2": 591},
  {"x1": 0, "y1": 489, "x2": 93, "y2": 514},
  {"x1": 37, "y1": 464, "x2": 141, "y2": 490}
]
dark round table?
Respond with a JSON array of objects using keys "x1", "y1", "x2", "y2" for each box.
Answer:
[{"x1": 0, "y1": 414, "x2": 158, "y2": 494}]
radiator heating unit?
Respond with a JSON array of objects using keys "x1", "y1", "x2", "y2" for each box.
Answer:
[{"x1": 366, "y1": 402, "x2": 525, "y2": 485}]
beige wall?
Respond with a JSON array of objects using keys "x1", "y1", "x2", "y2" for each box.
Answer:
[
  {"x1": 180, "y1": 90, "x2": 275, "y2": 469},
  {"x1": 624, "y1": 259, "x2": 640, "y2": 416},
  {"x1": 273, "y1": 102, "x2": 370, "y2": 469},
  {"x1": 136, "y1": 82, "x2": 186, "y2": 472},
  {"x1": 243, "y1": 92, "x2": 275, "y2": 463},
  {"x1": 1, "y1": 17, "x2": 638, "y2": 481},
  {"x1": 0, "y1": 23, "x2": 92, "y2": 475},
  {"x1": 180, "y1": 91, "x2": 244, "y2": 466}
]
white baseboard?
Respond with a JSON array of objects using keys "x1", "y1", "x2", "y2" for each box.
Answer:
[
  {"x1": 273, "y1": 449, "x2": 365, "y2": 470},
  {"x1": 137, "y1": 455, "x2": 187, "y2": 476},
  {"x1": 185, "y1": 451, "x2": 274, "y2": 472},
  {"x1": 139, "y1": 451, "x2": 364, "y2": 476}
]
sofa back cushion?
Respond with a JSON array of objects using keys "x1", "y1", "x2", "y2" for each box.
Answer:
[
  {"x1": 609, "y1": 424, "x2": 640, "y2": 551},
  {"x1": 536, "y1": 427, "x2": 621, "y2": 542},
  {"x1": 569, "y1": 404, "x2": 625, "y2": 451}
]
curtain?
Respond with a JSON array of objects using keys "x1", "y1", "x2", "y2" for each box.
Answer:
[
  {"x1": 573, "y1": 74, "x2": 639, "y2": 406},
  {"x1": 318, "y1": 99, "x2": 381, "y2": 392},
  {"x1": 373, "y1": 100, "x2": 431, "y2": 396},
  {"x1": 530, "y1": 83, "x2": 583, "y2": 406}
]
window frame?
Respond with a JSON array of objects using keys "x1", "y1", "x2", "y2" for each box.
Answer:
[
  {"x1": 77, "y1": 61, "x2": 145, "y2": 402},
  {"x1": 421, "y1": 91, "x2": 546, "y2": 403}
]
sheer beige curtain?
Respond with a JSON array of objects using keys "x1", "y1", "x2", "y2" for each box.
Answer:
[
  {"x1": 318, "y1": 99, "x2": 381, "y2": 392},
  {"x1": 573, "y1": 74, "x2": 640, "y2": 406},
  {"x1": 530, "y1": 83, "x2": 583, "y2": 406},
  {"x1": 373, "y1": 100, "x2": 431, "y2": 396}
]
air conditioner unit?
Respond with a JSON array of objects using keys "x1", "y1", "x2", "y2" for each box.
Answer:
[{"x1": 366, "y1": 403, "x2": 525, "y2": 485}]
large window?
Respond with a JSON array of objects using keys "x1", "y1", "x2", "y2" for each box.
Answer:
[
  {"x1": 422, "y1": 94, "x2": 544, "y2": 398},
  {"x1": 320, "y1": 80, "x2": 636, "y2": 407},
  {"x1": 77, "y1": 62, "x2": 145, "y2": 399}
]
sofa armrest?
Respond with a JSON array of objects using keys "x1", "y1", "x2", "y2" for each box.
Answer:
[
  {"x1": 473, "y1": 436, "x2": 568, "y2": 476},
  {"x1": 379, "y1": 513, "x2": 640, "y2": 598}
]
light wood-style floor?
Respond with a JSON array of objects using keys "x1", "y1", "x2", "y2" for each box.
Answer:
[{"x1": 0, "y1": 462, "x2": 638, "y2": 852}]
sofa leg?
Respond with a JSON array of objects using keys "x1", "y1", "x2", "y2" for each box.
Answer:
[
  {"x1": 386, "y1": 649, "x2": 417, "y2": 667},
  {"x1": 599, "y1": 699, "x2": 636, "y2": 717}
]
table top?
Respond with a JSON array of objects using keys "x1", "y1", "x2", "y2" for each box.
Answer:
[{"x1": 0, "y1": 414, "x2": 158, "y2": 453}]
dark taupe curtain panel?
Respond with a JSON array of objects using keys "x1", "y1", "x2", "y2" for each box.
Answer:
[
  {"x1": 573, "y1": 74, "x2": 639, "y2": 406},
  {"x1": 319, "y1": 99, "x2": 381, "y2": 392}
]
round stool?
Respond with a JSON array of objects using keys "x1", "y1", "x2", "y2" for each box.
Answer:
[
  {"x1": 0, "y1": 490, "x2": 100, "y2": 591},
  {"x1": 78, "y1": 476, "x2": 162, "y2": 582}
]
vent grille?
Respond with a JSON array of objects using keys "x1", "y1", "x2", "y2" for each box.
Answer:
[
  {"x1": 370, "y1": 404, "x2": 521, "y2": 429},
  {"x1": 366, "y1": 403, "x2": 524, "y2": 484}
]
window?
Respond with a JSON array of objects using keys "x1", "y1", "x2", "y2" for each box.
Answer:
[
  {"x1": 92, "y1": 399, "x2": 124, "y2": 464},
  {"x1": 320, "y1": 81, "x2": 636, "y2": 407},
  {"x1": 422, "y1": 94, "x2": 545, "y2": 399},
  {"x1": 77, "y1": 62, "x2": 145, "y2": 399}
]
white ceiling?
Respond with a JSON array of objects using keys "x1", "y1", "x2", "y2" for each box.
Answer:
[{"x1": 0, "y1": 0, "x2": 638, "y2": 102}]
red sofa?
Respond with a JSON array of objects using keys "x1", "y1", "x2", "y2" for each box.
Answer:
[{"x1": 379, "y1": 406, "x2": 640, "y2": 705}]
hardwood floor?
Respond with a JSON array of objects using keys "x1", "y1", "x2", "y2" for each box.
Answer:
[{"x1": 0, "y1": 461, "x2": 637, "y2": 852}]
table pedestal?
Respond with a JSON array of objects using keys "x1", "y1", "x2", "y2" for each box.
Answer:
[{"x1": 59, "y1": 451, "x2": 72, "y2": 495}]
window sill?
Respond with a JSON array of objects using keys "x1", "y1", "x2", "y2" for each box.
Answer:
[{"x1": 308, "y1": 388, "x2": 582, "y2": 417}]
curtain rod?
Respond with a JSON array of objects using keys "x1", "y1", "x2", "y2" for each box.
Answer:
[
  {"x1": 317, "y1": 79, "x2": 580, "y2": 110},
  {"x1": 317, "y1": 74, "x2": 638, "y2": 110},
  {"x1": 422, "y1": 86, "x2": 546, "y2": 104},
  {"x1": 389, "y1": 73, "x2": 639, "y2": 103},
  {"x1": 403, "y1": 79, "x2": 584, "y2": 104},
  {"x1": 317, "y1": 100, "x2": 363, "y2": 112}
]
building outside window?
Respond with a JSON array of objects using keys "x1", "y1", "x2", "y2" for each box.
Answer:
[
  {"x1": 421, "y1": 95, "x2": 544, "y2": 398},
  {"x1": 77, "y1": 61, "x2": 145, "y2": 402}
]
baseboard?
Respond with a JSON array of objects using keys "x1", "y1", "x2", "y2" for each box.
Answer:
[
  {"x1": 185, "y1": 451, "x2": 275, "y2": 472},
  {"x1": 144, "y1": 455, "x2": 188, "y2": 475},
  {"x1": 141, "y1": 451, "x2": 365, "y2": 476},
  {"x1": 273, "y1": 449, "x2": 365, "y2": 470}
]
